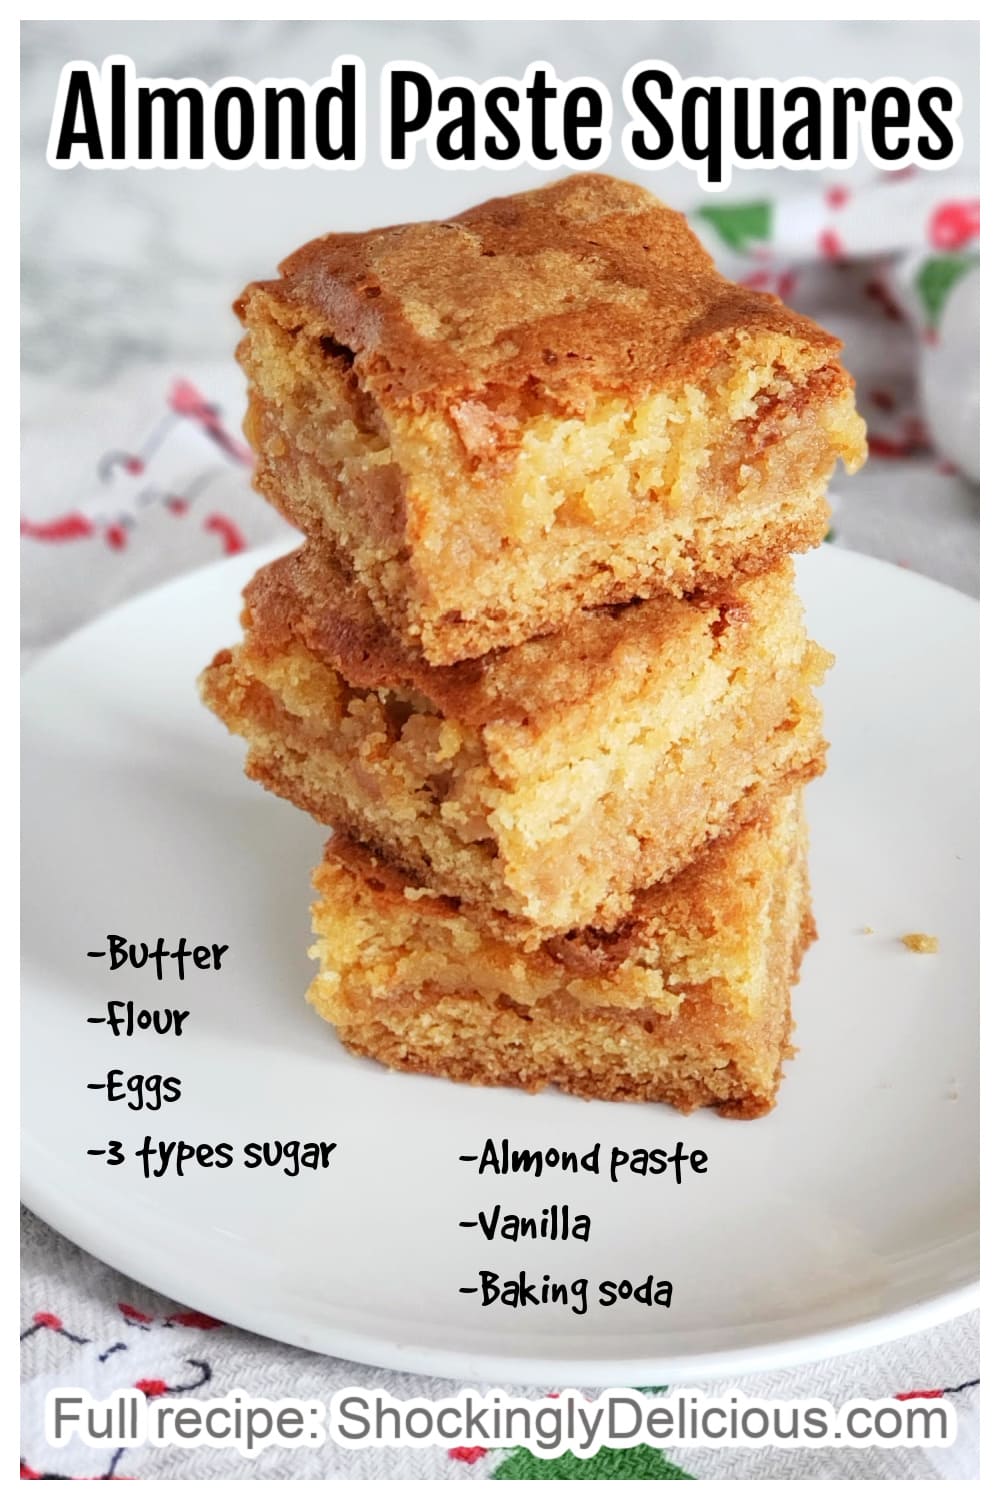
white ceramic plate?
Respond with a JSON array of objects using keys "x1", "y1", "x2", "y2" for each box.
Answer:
[{"x1": 21, "y1": 543, "x2": 978, "y2": 1385}]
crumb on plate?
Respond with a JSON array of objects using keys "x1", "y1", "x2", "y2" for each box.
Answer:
[{"x1": 901, "y1": 931, "x2": 939, "y2": 954}]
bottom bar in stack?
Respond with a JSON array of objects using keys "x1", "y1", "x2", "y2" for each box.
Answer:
[{"x1": 308, "y1": 792, "x2": 814, "y2": 1119}]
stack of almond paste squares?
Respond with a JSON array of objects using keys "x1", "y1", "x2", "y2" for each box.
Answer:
[{"x1": 201, "y1": 174, "x2": 866, "y2": 1117}]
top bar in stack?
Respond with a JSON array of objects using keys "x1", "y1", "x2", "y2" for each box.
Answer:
[{"x1": 236, "y1": 173, "x2": 866, "y2": 665}]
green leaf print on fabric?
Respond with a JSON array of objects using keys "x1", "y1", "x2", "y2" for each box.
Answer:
[
  {"x1": 695, "y1": 201, "x2": 773, "y2": 252},
  {"x1": 915, "y1": 253, "x2": 978, "y2": 328},
  {"x1": 492, "y1": 1444, "x2": 696, "y2": 1480}
]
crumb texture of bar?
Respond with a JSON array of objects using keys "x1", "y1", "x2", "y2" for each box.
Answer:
[
  {"x1": 307, "y1": 792, "x2": 814, "y2": 1118},
  {"x1": 200, "y1": 543, "x2": 830, "y2": 935},
  {"x1": 237, "y1": 173, "x2": 866, "y2": 662}
]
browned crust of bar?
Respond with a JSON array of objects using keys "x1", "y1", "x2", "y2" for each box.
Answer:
[
  {"x1": 236, "y1": 173, "x2": 842, "y2": 418},
  {"x1": 234, "y1": 538, "x2": 799, "y2": 728}
]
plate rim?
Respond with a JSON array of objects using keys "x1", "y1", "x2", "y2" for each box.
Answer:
[{"x1": 19, "y1": 1151, "x2": 980, "y2": 1385}]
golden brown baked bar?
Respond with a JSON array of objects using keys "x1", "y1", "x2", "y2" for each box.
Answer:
[
  {"x1": 199, "y1": 542, "x2": 830, "y2": 937},
  {"x1": 308, "y1": 792, "x2": 814, "y2": 1118},
  {"x1": 236, "y1": 173, "x2": 866, "y2": 664}
]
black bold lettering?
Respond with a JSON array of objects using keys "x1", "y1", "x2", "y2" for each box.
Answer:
[
  {"x1": 564, "y1": 85, "x2": 604, "y2": 162},
  {"x1": 483, "y1": 85, "x2": 520, "y2": 162},
  {"x1": 316, "y1": 65, "x2": 358, "y2": 162},
  {"x1": 869, "y1": 85, "x2": 911, "y2": 162},
  {"x1": 782, "y1": 85, "x2": 822, "y2": 161},
  {"x1": 627, "y1": 67, "x2": 674, "y2": 161},
  {"x1": 389, "y1": 70, "x2": 432, "y2": 160},
  {"x1": 916, "y1": 85, "x2": 956, "y2": 161},
  {"x1": 264, "y1": 86, "x2": 305, "y2": 160},
  {"x1": 137, "y1": 85, "x2": 204, "y2": 159},
  {"x1": 214, "y1": 86, "x2": 254, "y2": 161}
]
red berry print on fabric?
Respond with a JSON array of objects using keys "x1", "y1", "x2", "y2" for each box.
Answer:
[
  {"x1": 169, "y1": 1310, "x2": 224, "y2": 1330},
  {"x1": 21, "y1": 377, "x2": 254, "y2": 546},
  {"x1": 170, "y1": 379, "x2": 253, "y2": 467},
  {"x1": 203, "y1": 513, "x2": 247, "y2": 555},
  {"x1": 929, "y1": 200, "x2": 979, "y2": 251},
  {"x1": 135, "y1": 1378, "x2": 169, "y2": 1397},
  {"x1": 20, "y1": 513, "x2": 95, "y2": 542},
  {"x1": 818, "y1": 228, "x2": 845, "y2": 262},
  {"x1": 118, "y1": 1301, "x2": 153, "y2": 1323}
]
